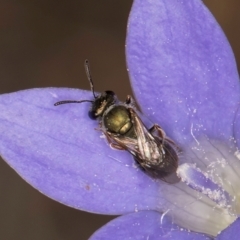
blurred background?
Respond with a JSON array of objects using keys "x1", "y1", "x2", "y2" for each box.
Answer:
[{"x1": 0, "y1": 0, "x2": 239, "y2": 239}]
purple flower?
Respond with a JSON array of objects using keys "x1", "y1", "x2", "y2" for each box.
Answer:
[{"x1": 0, "y1": 0, "x2": 240, "y2": 239}]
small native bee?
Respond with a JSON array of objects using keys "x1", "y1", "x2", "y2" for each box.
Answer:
[{"x1": 54, "y1": 60, "x2": 180, "y2": 182}]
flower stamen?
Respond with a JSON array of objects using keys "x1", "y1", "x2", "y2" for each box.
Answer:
[
  {"x1": 177, "y1": 163, "x2": 233, "y2": 209},
  {"x1": 157, "y1": 137, "x2": 240, "y2": 236}
]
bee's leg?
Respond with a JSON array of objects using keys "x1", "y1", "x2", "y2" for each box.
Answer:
[
  {"x1": 110, "y1": 143, "x2": 126, "y2": 150},
  {"x1": 148, "y1": 124, "x2": 166, "y2": 139},
  {"x1": 103, "y1": 132, "x2": 126, "y2": 150},
  {"x1": 94, "y1": 121, "x2": 104, "y2": 132},
  {"x1": 149, "y1": 124, "x2": 179, "y2": 148},
  {"x1": 125, "y1": 95, "x2": 132, "y2": 105}
]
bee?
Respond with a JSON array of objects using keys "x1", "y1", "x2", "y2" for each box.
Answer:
[{"x1": 54, "y1": 60, "x2": 180, "y2": 183}]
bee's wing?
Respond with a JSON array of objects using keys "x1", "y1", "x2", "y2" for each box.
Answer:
[
  {"x1": 128, "y1": 108, "x2": 162, "y2": 163},
  {"x1": 129, "y1": 108, "x2": 179, "y2": 183},
  {"x1": 110, "y1": 135, "x2": 139, "y2": 155}
]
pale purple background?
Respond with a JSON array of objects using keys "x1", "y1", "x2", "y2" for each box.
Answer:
[{"x1": 0, "y1": 0, "x2": 240, "y2": 239}]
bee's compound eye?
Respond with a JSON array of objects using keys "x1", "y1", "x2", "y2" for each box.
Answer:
[{"x1": 88, "y1": 110, "x2": 97, "y2": 120}]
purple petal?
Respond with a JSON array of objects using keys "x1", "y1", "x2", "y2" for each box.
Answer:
[
  {"x1": 126, "y1": 0, "x2": 240, "y2": 144},
  {"x1": 0, "y1": 88, "x2": 160, "y2": 214},
  {"x1": 216, "y1": 217, "x2": 240, "y2": 240},
  {"x1": 90, "y1": 211, "x2": 213, "y2": 240}
]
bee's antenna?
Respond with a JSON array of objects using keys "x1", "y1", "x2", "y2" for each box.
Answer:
[
  {"x1": 84, "y1": 59, "x2": 97, "y2": 99},
  {"x1": 54, "y1": 100, "x2": 93, "y2": 106},
  {"x1": 54, "y1": 59, "x2": 97, "y2": 107}
]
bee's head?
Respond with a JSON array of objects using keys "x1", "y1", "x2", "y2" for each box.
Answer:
[
  {"x1": 54, "y1": 59, "x2": 117, "y2": 120},
  {"x1": 89, "y1": 90, "x2": 116, "y2": 119}
]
